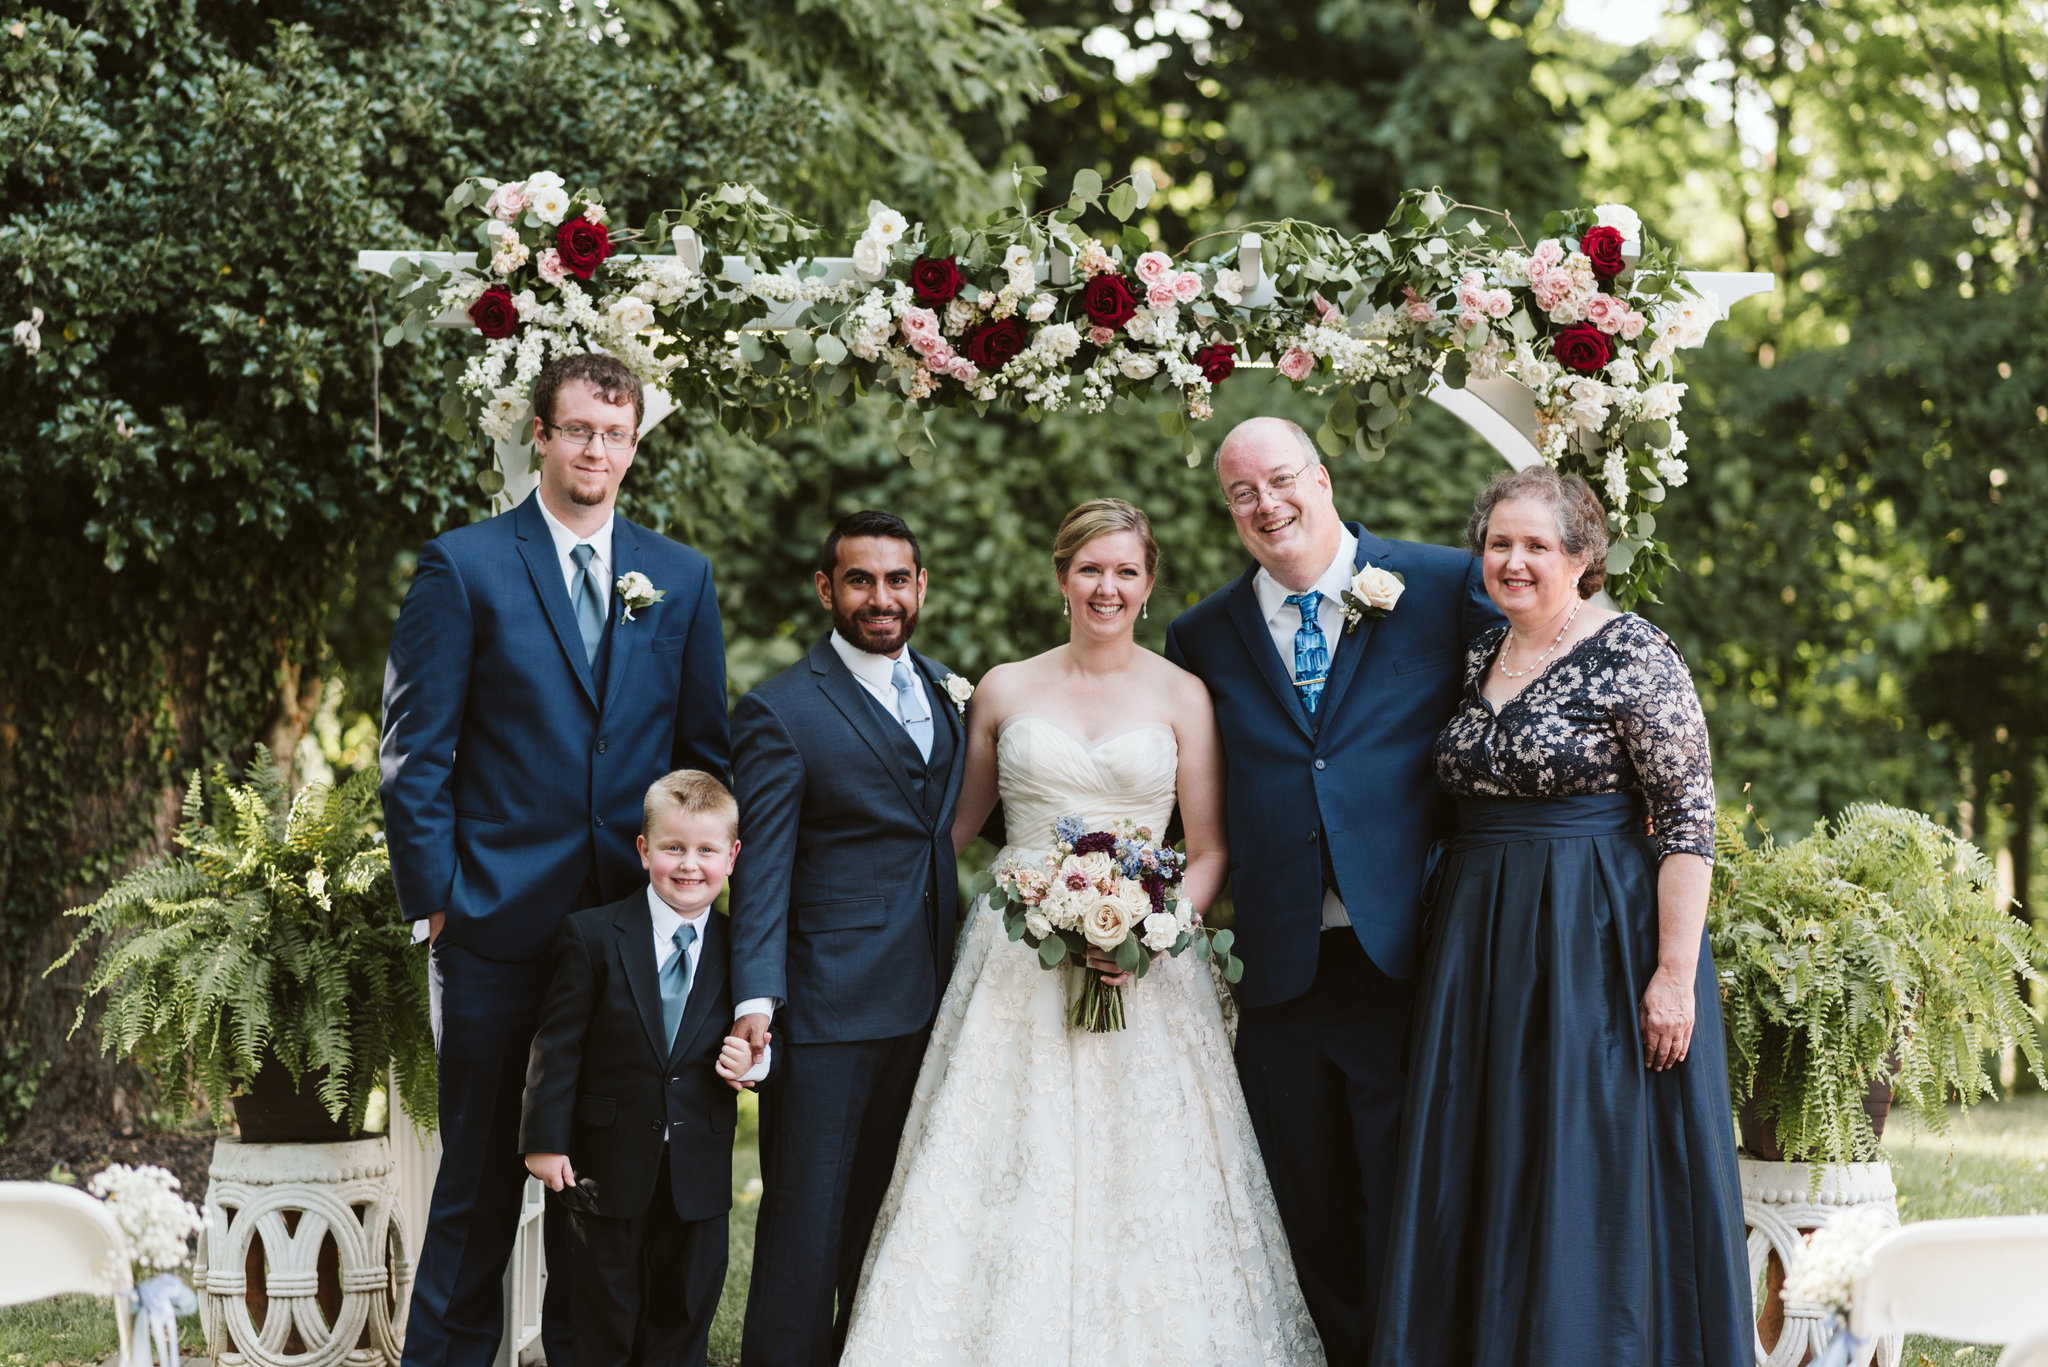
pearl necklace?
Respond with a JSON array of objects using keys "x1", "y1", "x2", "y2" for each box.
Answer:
[{"x1": 1496, "y1": 599, "x2": 1582, "y2": 679}]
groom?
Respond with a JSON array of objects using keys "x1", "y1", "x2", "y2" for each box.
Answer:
[
  {"x1": 380, "y1": 353, "x2": 730, "y2": 1367},
  {"x1": 727, "y1": 510, "x2": 967, "y2": 1367},
  {"x1": 1165, "y1": 417, "x2": 1501, "y2": 1363}
]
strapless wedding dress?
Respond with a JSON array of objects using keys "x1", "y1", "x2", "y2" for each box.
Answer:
[{"x1": 839, "y1": 714, "x2": 1325, "y2": 1367}]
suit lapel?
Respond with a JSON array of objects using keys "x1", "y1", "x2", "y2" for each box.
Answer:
[
  {"x1": 810, "y1": 637, "x2": 924, "y2": 815},
  {"x1": 1225, "y1": 564, "x2": 1315, "y2": 742},
  {"x1": 669, "y1": 911, "x2": 729, "y2": 1065},
  {"x1": 599, "y1": 520, "x2": 644, "y2": 717},
  {"x1": 513, "y1": 493, "x2": 599, "y2": 709},
  {"x1": 612, "y1": 895, "x2": 669, "y2": 1065},
  {"x1": 1312, "y1": 524, "x2": 1386, "y2": 724},
  {"x1": 913, "y1": 651, "x2": 964, "y2": 819}
]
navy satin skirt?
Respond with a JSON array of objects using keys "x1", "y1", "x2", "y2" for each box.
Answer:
[{"x1": 1372, "y1": 793, "x2": 1752, "y2": 1367}]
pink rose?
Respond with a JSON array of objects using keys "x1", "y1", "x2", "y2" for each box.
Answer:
[
  {"x1": 1458, "y1": 307, "x2": 1484, "y2": 332},
  {"x1": 1484, "y1": 289, "x2": 1513, "y2": 319},
  {"x1": 1619, "y1": 308, "x2": 1648, "y2": 340},
  {"x1": 1533, "y1": 275, "x2": 1569, "y2": 312},
  {"x1": 908, "y1": 329, "x2": 947, "y2": 359},
  {"x1": 900, "y1": 307, "x2": 940, "y2": 340},
  {"x1": 1457, "y1": 271, "x2": 1486, "y2": 310},
  {"x1": 1088, "y1": 325, "x2": 1116, "y2": 346},
  {"x1": 1172, "y1": 272, "x2": 1202, "y2": 303},
  {"x1": 1311, "y1": 292, "x2": 1343, "y2": 325},
  {"x1": 1147, "y1": 281, "x2": 1180, "y2": 309},
  {"x1": 1135, "y1": 251, "x2": 1174, "y2": 285},
  {"x1": 1531, "y1": 239, "x2": 1565, "y2": 271},
  {"x1": 1402, "y1": 287, "x2": 1437, "y2": 324},
  {"x1": 1585, "y1": 293, "x2": 1626, "y2": 335},
  {"x1": 948, "y1": 357, "x2": 980, "y2": 382},
  {"x1": 536, "y1": 248, "x2": 569, "y2": 286},
  {"x1": 484, "y1": 184, "x2": 528, "y2": 221},
  {"x1": 1278, "y1": 346, "x2": 1315, "y2": 381}
]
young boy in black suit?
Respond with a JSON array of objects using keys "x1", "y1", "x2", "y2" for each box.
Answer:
[{"x1": 520, "y1": 769, "x2": 769, "y2": 1367}]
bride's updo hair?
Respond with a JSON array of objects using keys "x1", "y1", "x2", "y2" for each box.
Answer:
[{"x1": 1052, "y1": 498, "x2": 1159, "y2": 580}]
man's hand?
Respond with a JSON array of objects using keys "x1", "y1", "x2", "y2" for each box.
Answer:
[
  {"x1": 525, "y1": 1153, "x2": 575, "y2": 1191},
  {"x1": 731, "y1": 1013, "x2": 771, "y2": 1063},
  {"x1": 716, "y1": 1035, "x2": 759, "y2": 1092},
  {"x1": 427, "y1": 910, "x2": 445, "y2": 945}
]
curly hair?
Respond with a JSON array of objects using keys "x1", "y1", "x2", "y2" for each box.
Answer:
[
  {"x1": 532, "y1": 352, "x2": 644, "y2": 429},
  {"x1": 1465, "y1": 465, "x2": 1610, "y2": 600}
]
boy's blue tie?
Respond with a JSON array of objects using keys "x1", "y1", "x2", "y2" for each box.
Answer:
[
  {"x1": 892, "y1": 659, "x2": 934, "y2": 761},
  {"x1": 1285, "y1": 591, "x2": 1328, "y2": 715},
  {"x1": 659, "y1": 921, "x2": 698, "y2": 1053},
  {"x1": 570, "y1": 544, "x2": 605, "y2": 668}
]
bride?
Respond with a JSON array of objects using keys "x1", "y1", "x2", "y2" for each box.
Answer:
[{"x1": 839, "y1": 499, "x2": 1324, "y2": 1367}]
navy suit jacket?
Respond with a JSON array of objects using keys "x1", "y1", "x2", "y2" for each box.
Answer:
[
  {"x1": 1165, "y1": 522, "x2": 1502, "y2": 1006},
  {"x1": 727, "y1": 635, "x2": 966, "y2": 1045},
  {"x1": 379, "y1": 491, "x2": 730, "y2": 962}
]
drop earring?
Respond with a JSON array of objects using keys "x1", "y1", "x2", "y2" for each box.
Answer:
[
  {"x1": 1062, "y1": 599, "x2": 1069, "y2": 618},
  {"x1": 1142, "y1": 601, "x2": 1149, "y2": 621}
]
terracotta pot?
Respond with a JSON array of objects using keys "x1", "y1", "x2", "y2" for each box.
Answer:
[
  {"x1": 231, "y1": 1050, "x2": 353, "y2": 1143},
  {"x1": 1739, "y1": 1074, "x2": 1894, "y2": 1161}
]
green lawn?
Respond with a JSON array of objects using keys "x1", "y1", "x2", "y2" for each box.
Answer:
[{"x1": 10, "y1": 1090, "x2": 2047, "y2": 1367}]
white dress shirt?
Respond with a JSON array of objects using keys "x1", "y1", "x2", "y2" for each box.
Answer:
[
  {"x1": 536, "y1": 493, "x2": 615, "y2": 605},
  {"x1": 829, "y1": 629, "x2": 933, "y2": 723},
  {"x1": 1251, "y1": 527, "x2": 1360, "y2": 930},
  {"x1": 648, "y1": 886, "x2": 771, "y2": 1080}
]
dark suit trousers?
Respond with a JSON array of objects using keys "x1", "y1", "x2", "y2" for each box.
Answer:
[
  {"x1": 1235, "y1": 929, "x2": 1415, "y2": 1366},
  {"x1": 740, "y1": 1029, "x2": 929, "y2": 1367},
  {"x1": 402, "y1": 943, "x2": 576, "y2": 1367},
  {"x1": 568, "y1": 1152, "x2": 728, "y2": 1367}
]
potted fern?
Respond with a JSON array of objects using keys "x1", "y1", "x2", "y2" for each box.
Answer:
[
  {"x1": 1708, "y1": 801, "x2": 2046, "y2": 1165},
  {"x1": 53, "y1": 747, "x2": 436, "y2": 1140}
]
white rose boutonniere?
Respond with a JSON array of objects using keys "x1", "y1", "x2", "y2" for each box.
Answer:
[
  {"x1": 615, "y1": 571, "x2": 665, "y2": 623},
  {"x1": 943, "y1": 672, "x2": 973, "y2": 715},
  {"x1": 1339, "y1": 565, "x2": 1405, "y2": 633}
]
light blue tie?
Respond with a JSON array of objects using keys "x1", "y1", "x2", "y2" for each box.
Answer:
[
  {"x1": 570, "y1": 544, "x2": 605, "y2": 668},
  {"x1": 1285, "y1": 591, "x2": 1329, "y2": 715},
  {"x1": 892, "y1": 659, "x2": 934, "y2": 761},
  {"x1": 658, "y1": 922, "x2": 698, "y2": 1054}
]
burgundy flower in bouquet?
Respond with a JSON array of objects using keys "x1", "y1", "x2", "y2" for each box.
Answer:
[
  {"x1": 556, "y1": 217, "x2": 613, "y2": 280},
  {"x1": 1194, "y1": 342, "x2": 1238, "y2": 384},
  {"x1": 468, "y1": 287, "x2": 520, "y2": 340},
  {"x1": 1082, "y1": 274, "x2": 1138, "y2": 329},
  {"x1": 910, "y1": 256, "x2": 963, "y2": 305},
  {"x1": 1553, "y1": 322, "x2": 1615, "y2": 374},
  {"x1": 1581, "y1": 226, "x2": 1627, "y2": 281},
  {"x1": 962, "y1": 317, "x2": 1030, "y2": 371}
]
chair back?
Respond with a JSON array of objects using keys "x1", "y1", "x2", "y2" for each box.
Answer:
[
  {"x1": 2001, "y1": 1335, "x2": 2048, "y2": 1367},
  {"x1": 0, "y1": 1182, "x2": 133, "y2": 1305},
  {"x1": 1850, "y1": 1216, "x2": 2048, "y2": 1344}
]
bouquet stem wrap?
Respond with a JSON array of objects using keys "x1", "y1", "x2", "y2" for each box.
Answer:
[{"x1": 123, "y1": 1274, "x2": 197, "y2": 1367}]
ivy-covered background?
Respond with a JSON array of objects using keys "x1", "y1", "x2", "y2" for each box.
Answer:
[{"x1": 4, "y1": 0, "x2": 2044, "y2": 1149}]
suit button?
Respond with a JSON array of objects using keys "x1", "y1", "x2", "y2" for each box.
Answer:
[
  {"x1": 595, "y1": 816, "x2": 605, "y2": 828},
  {"x1": 1314, "y1": 758, "x2": 1326, "y2": 771},
  {"x1": 650, "y1": 1121, "x2": 662, "y2": 1133},
  {"x1": 596, "y1": 740, "x2": 608, "y2": 754},
  {"x1": 1308, "y1": 830, "x2": 1319, "y2": 843}
]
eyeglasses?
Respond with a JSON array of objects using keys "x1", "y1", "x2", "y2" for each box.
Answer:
[
  {"x1": 541, "y1": 420, "x2": 636, "y2": 451},
  {"x1": 1224, "y1": 459, "x2": 1318, "y2": 514}
]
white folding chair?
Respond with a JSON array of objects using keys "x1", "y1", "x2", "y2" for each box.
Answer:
[
  {"x1": 1849, "y1": 1215, "x2": 2048, "y2": 1350},
  {"x1": 0, "y1": 1180, "x2": 135, "y2": 1363}
]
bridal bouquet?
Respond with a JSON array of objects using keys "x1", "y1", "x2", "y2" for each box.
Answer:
[{"x1": 990, "y1": 814, "x2": 1243, "y2": 1032}]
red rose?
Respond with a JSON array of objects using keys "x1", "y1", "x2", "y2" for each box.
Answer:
[
  {"x1": 962, "y1": 317, "x2": 1029, "y2": 371},
  {"x1": 1082, "y1": 274, "x2": 1138, "y2": 329},
  {"x1": 1194, "y1": 342, "x2": 1238, "y2": 384},
  {"x1": 910, "y1": 256, "x2": 963, "y2": 305},
  {"x1": 556, "y1": 216, "x2": 612, "y2": 279},
  {"x1": 1552, "y1": 322, "x2": 1614, "y2": 374},
  {"x1": 1581, "y1": 225, "x2": 1627, "y2": 280},
  {"x1": 468, "y1": 286, "x2": 519, "y2": 339}
]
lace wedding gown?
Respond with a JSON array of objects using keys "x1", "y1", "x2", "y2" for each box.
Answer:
[{"x1": 839, "y1": 714, "x2": 1325, "y2": 1367}]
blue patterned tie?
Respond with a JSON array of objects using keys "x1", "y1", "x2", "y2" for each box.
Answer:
[
  {"x1": 658, "y1": 922, "x2": 698, "y2": 1054},
  {"x1": 892, "y1": 659, "x2": 934, "y2": 761},
  {"x1": 569, "y1": 544, "x2": 605, "y2": 668},
  {"x1": 1285, "y1": 591, "x2": 1328, "y2": 715}
]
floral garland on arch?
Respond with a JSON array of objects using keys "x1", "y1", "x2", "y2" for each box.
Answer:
[{"x1": 380, "y1": 169, "x2": 1717, "y2": 606}]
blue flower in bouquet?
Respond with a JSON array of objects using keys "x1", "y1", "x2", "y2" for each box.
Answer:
[{"x1": 1053, "y1": 814, "x2": 1087, "y2": 848}]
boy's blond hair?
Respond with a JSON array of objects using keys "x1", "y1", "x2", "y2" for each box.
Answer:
[{"x1": 642, "y1": 769, "x2": 739, "y2": 842}]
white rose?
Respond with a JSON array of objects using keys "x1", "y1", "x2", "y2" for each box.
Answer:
[
  {"x1": 944, "y1": 298, "x2": 976, "y2": 333},
  {"x1": 1212, "y1": 267, "x2": 1245, "y2": 306},
  {"x1": 1174, "y1": 900, "x2": 1196, "y2": 932},
  {"x1": 617, "y1": 570, "x2": 655, "y2": 600},
  {"x1": 1081, "y1": 889, "x2": 1137, "y2": 952},
  {"x1": 1040, "y1": 322, "x2": 1080, "y2": 359},
  {"x1": 1118, "y1": 352, "x2": 1159, "y2": 380},
  {"x1": 1593, "y1": 203, "x2": 1643, "y2": 245},
  {"x1": 524, "y1": 170, "x2": 565, "y2": 191},
  {"x1": 1060, "y1": 851, "x2": 1117, "y2": 891},
  {"x1": 1024, "y1": 909, "x2": 1055, "y2": 940},
  {"x1": 1140, "y1": 910, "x2": 1180, "y2": 952},
  {"x1": 1639, "y1": 380, "x2": 1686, "y2": 421},
  {"x1": 868, "y1": 208, "x2": 909, "y2": 247},
  {"x1": 1039, "y1": 880, "x2": 1084, "y2": 931},
  {"x1": 608, "y1": 294, "x2": 655, "y2": 334},
  {"x1": 1027, "y1": 295, "x2": 1056, "y2": 322},
  {"x1": 944, "y1": 672, "x2": 974, "y2": 708},
  {"x1": 1349, "y1": 564, "x2": 1404, "y2": 612},
  {"x1": 1003, "y1": 244, "x2": 1034, "y2": 283},
  {"x1": 530, "y1": 184, "x2": 571, "y2": 225},
  {"x1": 851, "y1": 235, "x2": 889, "y2": 281}
]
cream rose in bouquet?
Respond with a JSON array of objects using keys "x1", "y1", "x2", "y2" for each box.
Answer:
[{"x1": 988, "y1": 814, "x2": 1243, "y2": 1032}]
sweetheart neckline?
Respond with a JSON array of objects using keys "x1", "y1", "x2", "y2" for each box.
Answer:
[{"x1": 996, "y1": 712, "x2": 1177, "y2": 753}]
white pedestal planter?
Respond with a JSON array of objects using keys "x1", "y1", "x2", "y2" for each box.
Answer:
[
  {"x1": 1742, "y1": 1158, "x2": 1902, "y2": 1367},
  {"x1": 194, "y1": 1137, "x2": 411, "y2": 1367}
]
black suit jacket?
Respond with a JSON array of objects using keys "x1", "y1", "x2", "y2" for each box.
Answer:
[
  {"x1": 519, "y1": 889, "x2": 738, "y2": 1223},
  {"x1": 727, "y1": 634, "x2": 966, "y2": 1044}
]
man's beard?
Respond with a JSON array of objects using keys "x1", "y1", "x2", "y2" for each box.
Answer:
[{"x1": 832, "y1": 600, "x2": 918, "y2": 654}]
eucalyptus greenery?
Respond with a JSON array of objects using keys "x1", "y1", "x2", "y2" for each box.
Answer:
[
  {"x1": 1708, "y1": 803, "x2": 2046, "y2": 1166},
  {"x1": 51, "y1": 749, "x2": 434, "y2": 1133}
]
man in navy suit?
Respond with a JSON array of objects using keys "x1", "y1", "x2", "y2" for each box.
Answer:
[
  {"x1": 380, "y1": 353, "x2": 731, "y2": 1367},
  {"x1": 726, "y1": 511, "x2": 966, "y2": 1367},
  {"x1": 1165, "y1": 417, "x2": 1502, "y2": 1364}
]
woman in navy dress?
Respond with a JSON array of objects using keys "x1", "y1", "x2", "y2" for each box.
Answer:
[{"x1": 1373, "y1": 466, "x2": 1750, "y2": 1366}]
